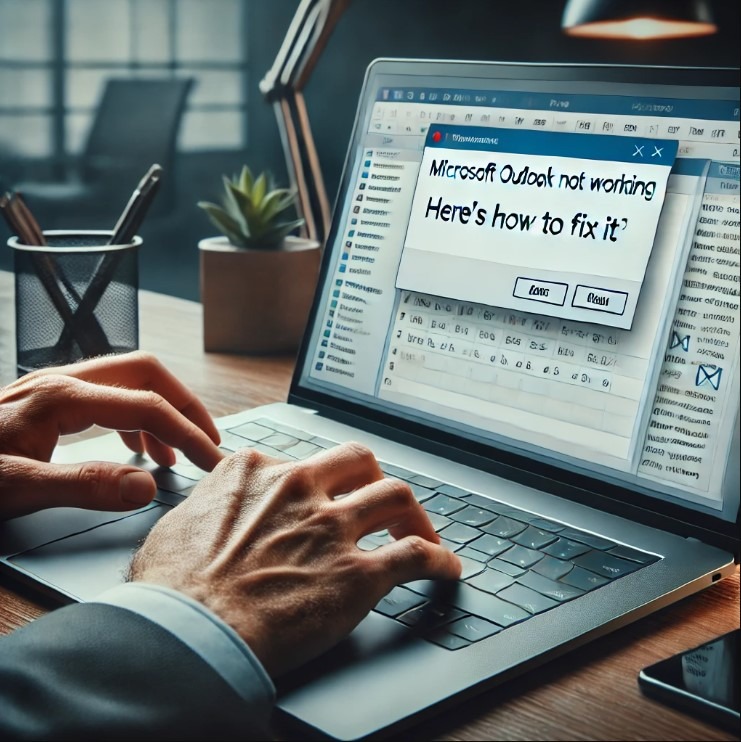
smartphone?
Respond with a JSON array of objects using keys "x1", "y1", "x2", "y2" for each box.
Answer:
[{"x1": 639, "y1": 629, "x2": 740, "y2": 734}]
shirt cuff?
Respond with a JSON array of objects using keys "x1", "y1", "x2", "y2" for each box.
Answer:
[{"x1": 93, "y1": 582, "x2": 275, "y2": 715}]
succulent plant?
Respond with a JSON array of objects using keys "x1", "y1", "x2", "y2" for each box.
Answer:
[{"x1": 198, "y1": 165, "x2": 304, "y2": 249}]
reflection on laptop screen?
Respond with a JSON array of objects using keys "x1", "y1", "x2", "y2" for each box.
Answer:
[{"x1": 297, "y1": 63, "x2": 740, "y2": 526}]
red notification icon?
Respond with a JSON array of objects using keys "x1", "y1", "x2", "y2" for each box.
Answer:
[{"x1": 432, "y1": 130, "x2": 442, "y2": 143}]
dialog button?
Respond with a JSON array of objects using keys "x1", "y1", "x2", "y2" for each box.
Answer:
[
  {"x1": 513, "y1": 277, "x2": 568, "y2": 306},
  {"x1": 571, "y1": 285, "x2": 628, "y2": 315}
]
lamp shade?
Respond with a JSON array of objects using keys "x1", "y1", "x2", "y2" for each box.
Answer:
[{"x1": 562, "y1": 0, "x2": 717, "y2": 40}]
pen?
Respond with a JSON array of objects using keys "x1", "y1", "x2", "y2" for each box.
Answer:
[
  {"x1": 109, "y1": 164, "x2": 163, "y2": 245},
  {"x1": 56, "y1": 164, "x2": 164, "y2": 355}
]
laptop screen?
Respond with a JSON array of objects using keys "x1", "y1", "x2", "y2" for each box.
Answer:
[{"x1": 293, "y1": 60, "x2": 740, "y2": 533}]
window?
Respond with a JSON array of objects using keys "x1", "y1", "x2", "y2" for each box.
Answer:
[{"x1": 0, "y1": 0, "x2": 248, "y2": 158}]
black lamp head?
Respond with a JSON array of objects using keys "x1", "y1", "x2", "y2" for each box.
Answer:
[{"x1": 562, "y1": 0, "x2": 717, "y2": 40}]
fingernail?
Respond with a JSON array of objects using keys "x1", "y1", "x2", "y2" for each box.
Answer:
[{"x1": 120, "y1": 471, "x2": 155, "y2": 506}]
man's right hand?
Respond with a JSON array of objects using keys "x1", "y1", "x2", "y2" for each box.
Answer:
[{"x1": 129, "y1": 442, "x2": 462, "y2": 678}]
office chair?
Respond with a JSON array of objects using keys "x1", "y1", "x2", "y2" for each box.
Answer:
[{"x1": 17, "y1": 77, "x2": 193, "y2": 230}]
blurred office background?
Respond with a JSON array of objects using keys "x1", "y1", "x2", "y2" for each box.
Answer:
[{"x1": 0, "y1": 0, "x2": 738, "y2": 300}]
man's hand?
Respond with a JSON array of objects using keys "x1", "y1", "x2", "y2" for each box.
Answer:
[
  {"x1": 130, "y1": 443, "x2": 462, "y2": 678},
  {"x1": 0, "y1": 351, "x2": 224, "y2": 519}
]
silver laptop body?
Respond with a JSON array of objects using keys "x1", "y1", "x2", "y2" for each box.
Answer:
[{"x1": 1, "y1": 60, "x2": 739, "y2": 740}]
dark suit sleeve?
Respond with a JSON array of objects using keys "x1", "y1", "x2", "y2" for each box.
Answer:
[{"x1": 0, "y1": 599, "x2": 274, "y2": 740}]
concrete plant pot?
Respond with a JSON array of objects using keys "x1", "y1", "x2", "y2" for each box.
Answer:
[{"x1": 199, "y1": 235, "x2": 320, "y2": 354}]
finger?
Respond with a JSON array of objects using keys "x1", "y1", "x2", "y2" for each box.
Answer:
[
  {"x1": 0, "y1": 456, "x2": 156, "y2": 519},
  {"x1": 307, "y1": 442, "x2": 384, "y2": 498},
  {"x1": 335, "y1": 477, "x2": 439, "y2": 543},
  {"x1": 364, "y1": 536, "x2": 462, "y2": 594},
  {"x1": 45, "y1": 377, "x2": 222, "y2": 471},
  {"x1": 118, "y1": 430, "x2": 145, "y2": 455},
  {"x1": 29, "y1": 352, "x2": 221, "y2": 446},
  {"x1": 141, "y1": 432, "x2": 176, "y2": 468}
]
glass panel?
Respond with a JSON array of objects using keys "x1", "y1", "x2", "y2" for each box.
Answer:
[
  {"x1": 0, "y1": 0, "x2": 52, "y2": 62},
  {"x1": 65, "y1": 111, "x2": 93, "y2": 154},
  {"x1": 0, "y1": 114, "x2": 51, "y2": 157},
  {"x1": 176, "y1": 0, "x2": 242, "y2": 63},
  {"x1": 0, "y1": 69, "x2": 52, "y2": 108},
  {"x1": 131, "y1": 0, "x2": 170, "y2": 64},
  {"x1": 181, "y1": 69, "x2": 244, "y2": 106},
  {"x1": 179, "y1": 110, "x2": 243, "y2": 150},
  {"x1": 65, "y1": 69, "x2": 114, "y2": 109},
  {"x1": 66, "y1": 0, "x2": 130, "y2": 63}
]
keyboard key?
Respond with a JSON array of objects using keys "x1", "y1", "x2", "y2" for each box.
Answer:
[
  {"x1": 510, "y1": 526, "x2": 558, "y2": 550},
  {"x1": 528, "y1": 517, "x2": 565, "y2": 533},
  {"x1": 261, "y1": 432, "x2": 300, "y2": 451},
  {"x1": 468, "y1": 534, "x2": 511, "y2": 557},
  {"x1": 456, "y1": 556, "x2": 487, "y2": 580},
  {"x1": 435, "y1": 484, "x2": 470, "y2": 498},
  {"x1": 357, "y1": 534, "x2": 389, "y2": 551},
  {"x1": 449, "y1": 505, "x2": 498, "y2": 527},
  {"x1": 573, "y1": 551, "x2": 641, "y2": 579},
  {"x1": 407, "y1": 473, "x2": 443, "y2": 489},
  {"x1": 560, "y1": 566, "x2": 609, "y2": 591},
  {"x1": 497, "y1": 583, "x2": 559, "y2": 615},
  {"x1": 379, "y1": 462, "x2": 414, "y2": 479},
  {"x1": 284, "y1": 440, "x2": 322, "y2": 459},
  {"x1": 560, "y1": 529, "x2": 616, "y2": 550},
  {"x1": 462, "y1": 493, "x2": 505, "y2": 512},
  {"x1": 375, "y1": 586, "x2": 427, "y2": 618},
  {"x1": 407, "y1": 483, "x2": 436, "y2": 503},
  {"x1": 517, "y1": 571, "x2": 585, "y2": 602},
  {"x1": 254, "y1": 419, "x2": 310, "y2": 439},
  {"x1": 498, "y1": 544, "x2": 544, "y2": 569},
  {"x1": 456, "y1": 546, "x2": 490, "y2": 563},
  {"x1": 466, "y1": 569, "x2": 514, "y2": 594},
  {"x1": 425, "y1": 630, "x2": 470, "y2": 650},
  {"x1": 217, "y1": 430, "x2": 252, "y2": 451},
  {"x1": 438, "y1": 538, "x2": 466, "y2": 553},
  {"x1": 169, "y1": 461, "x2": 206, "y2": 481},
  {"x1": 438, "y1": 522, "x2": 481, "y2": 545},
  {"x1": 486, "y1": 559, "x2": 526, "y2": 577},
  {"x1": 252, "y1": 443, "x2": 289, "y2": 459},
  {"x1": 308, "y1": 435, "x2": 336, "y2": 448},
  {"x1": 153, "y1": 470, "x2": 196, "y2": 494},
  {"x1": 481, "y1": 516, "x2": 528, "y2": 538},
  {"x1": 229, "y1": 421, "x2": 274, "y2": 441},
  {"x1": 542, "y1": 537, "x2": 591, "y2": 560},
  {"x1": 445, "y1": 583, "x2": 530, "y2": 626},
  {"x1": 426, "y1": 512, "x2": 452, "y2": 531},
  {"x1": 398, "y1": 603, "x2": 465, "y2": 628},
  {"x1": 446, "y1": 615, "x2": 501, "y2": 642},
  {"x1": 424, "y1": 494, "x2": 467, "y2": 516},
  {"x1": 607, "y1": 545, "x2": 660, "y2": 564},
  {"x1": 531, "y1": 555, "x2": 574, "y2": 581}
]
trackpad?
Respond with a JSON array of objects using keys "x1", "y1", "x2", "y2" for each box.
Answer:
[{"x1": 9, "y1": 505, "x2": 170, "y2": 601}]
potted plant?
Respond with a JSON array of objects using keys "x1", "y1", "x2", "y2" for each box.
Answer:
[{"x1": 198, "y1": 166, "x2": 320, "y2": 354}]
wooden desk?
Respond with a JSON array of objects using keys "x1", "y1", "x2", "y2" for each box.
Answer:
[{"x1": 0, "y1": 270, "x2": 738, "y2": 741}]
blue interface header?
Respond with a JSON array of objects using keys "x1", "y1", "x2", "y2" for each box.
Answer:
[
  {"x1": 425, "y1": 125, "x2": 679, "y2": 167},
  {"x1": 376, "y1": 87, "x2": 740, "y2": 122}
]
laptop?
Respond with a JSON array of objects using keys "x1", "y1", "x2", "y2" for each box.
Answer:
[{"x1": 1, "y1": 59, "x2": 739, "y2": 740}]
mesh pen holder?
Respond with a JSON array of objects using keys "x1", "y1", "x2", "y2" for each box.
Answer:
[{"x1": 10, "y1": 230, "x2": 141, "y2": 375}]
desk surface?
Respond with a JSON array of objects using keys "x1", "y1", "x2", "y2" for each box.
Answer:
[{"x1": 0, "y1": 270, "x2": 738, "y2": 741}]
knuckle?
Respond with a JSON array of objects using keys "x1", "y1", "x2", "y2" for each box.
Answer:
[
  {"x1": 129, "y1": 349, "x2": 159, "y2": 370},
  {"x1": 73, "y1": 462, "x2": 107, "y2": 498},
  {"x1": 342, "y1": 440, "x2": 376, "y2": 463},
  {"x1": 402, "y1": 535, "x2": 433, "y2": 567},
  {"x1": 279, "y1": 463, "x2": 313, "y2": 493}
]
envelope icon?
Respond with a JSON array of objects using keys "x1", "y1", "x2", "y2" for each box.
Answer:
[
  {"x1": 695, "y1": 364, "x2": 722, "y2": 390},
  {"x1": 670, "y1": 332, "x2": 690, "y2": 352}
]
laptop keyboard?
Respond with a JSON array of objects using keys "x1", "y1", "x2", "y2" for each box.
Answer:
[{"x1": 157, "y1": 417, "x2": 660, "y2": 651}]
